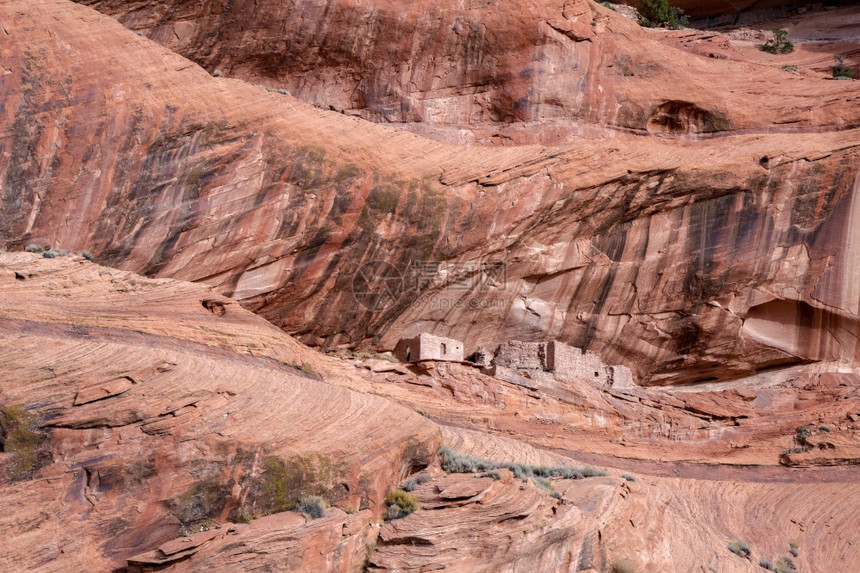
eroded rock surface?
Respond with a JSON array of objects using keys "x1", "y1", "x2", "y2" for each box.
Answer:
[
  {"x1": 3, "y1": 0, "x2": 860, "y2": 385},
  {"x1": 0, "y1": 253, "x2": 438, "y2": 572}
]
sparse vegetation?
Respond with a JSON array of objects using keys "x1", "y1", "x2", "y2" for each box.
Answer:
[
  {"x1": 788, "y1": 540, "x2": 799, "y2": 557},
  {"x1": 832, "y1": 55, "x2": 853, "y2": 79},
  {"x1": 1, "y1": 404, "x2": 52, "y2": 481},
  {"x1": 234, "y1": 508, "x2": 255, "y2": 523},
  {"x1": 230, "y1": 454, "x2": 346, "y2": 522},
  {"x1": 760, "y1": 557, "x2": 774, "y2": 570},
  {"x1": 24, "y1": 243, "x2": 43, "y2": 253},
  {"x1": 297, "y1": 495, "x2": 327, "y2": 519},
  {"x1": 621, "y1": 473, "x2": 637, "y2": 482},
  {"x1": 728, "y1": 540, "x2": 751, "y2": 559},
  {"x1": 438, "y1": 445, "x2": 607, "y2": 481},
  {"x1": 637, "y1": 0, "x2": 688, "y2": 29},
  {"x1": 169, "y1": 478, "x2": 232, "y2": 533},
  {"x1": 401, "y1": 478, "x2": 418, "y2": 492},
  {"x1": 78, "y1": 251, "x2": 94, "y2": 261},
  {"x1": 386, "y1": 489, "x2": 418, "y2": 520},
  {"x1": 761, "y1": 29, "x2": 794, "y2": 54},
  {"x1": 600, "y1": 1, "x2": 617, "y2": 10},
  {"x1": 818, "y1": 424, "x2": 831, "y2": 432},
  {"x1": 795, "y1": 426, "x2": 811, "y2": 444},
  {"x1": 774, "y1": 555, "x2": 797, "y2": 573}
]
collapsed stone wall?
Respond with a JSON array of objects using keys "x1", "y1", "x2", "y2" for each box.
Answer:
[
  {"x1": 494, "y1": 339, "x2": 636, "y2": 387},
  {"x1": 493, "y1": 341, "x2": 546, "y2": 370}
]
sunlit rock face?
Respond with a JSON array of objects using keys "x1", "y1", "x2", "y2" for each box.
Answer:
[{"x1": 3, "y1": 0, "x2": 860, "y2": 385}]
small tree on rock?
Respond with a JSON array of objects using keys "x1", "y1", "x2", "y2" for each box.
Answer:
[
  {"x1": 761, "y1": 28, "x2": 794, "y2": 54},
  {"x1": 832, "y1": 55, "x2": 854, "y2": 79},
  {"x1": 638, "y1": 0, "x2": 688, "y2": 29}
]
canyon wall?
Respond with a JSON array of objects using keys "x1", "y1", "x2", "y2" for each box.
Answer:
[{"x1": 2, "y1": 0, "x2": 860, "y2": 385}]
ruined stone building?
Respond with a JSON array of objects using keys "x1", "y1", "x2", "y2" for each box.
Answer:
[
  {"x1": 393, "y1": 335, "x2": 633, "y2": 388},
  {"x1": 492, "y1": 340, "x2": 634, "y2": 388},
  {"x1": 394, "y1": 333, "x2": 464, "y2": 363}
]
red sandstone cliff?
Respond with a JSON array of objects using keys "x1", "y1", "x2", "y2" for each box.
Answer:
[
  {"x1": 2, "y1": 0, "x2": 860, "y2": 388},
  {"x1": 2, "y1": 252, "x2": 859, "y2": 572}
]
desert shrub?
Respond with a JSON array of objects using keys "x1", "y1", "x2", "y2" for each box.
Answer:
[
  {"x1": 819, "y1": 424, "x2": 831, "y2": 432},
  {"x1": 728, "y1": 540, "x2": 751, "y2": 558},
  {"x1": 401, "y1": 479, "x2": 417, "y2": 492},
  {"x1": 386, "y1": 489, "x2": 418, "y2": 519},
  {"x1": 234, "y1": 508, "x2": 255, "y2": 523},
  {"x1": 760, "y1": 557, "x2": 774, "y2": 570},
  {"x1": 832, "y1": 55, "x2": 853, "y2": 79},
  {"x1": 761, "y1": 29, "x2": 794, "y2": 54},
  {"x1": 297, "y1": 495, "x2": 327, "y2": 519},
  {"x1": 24, "y1": 244, "x2": 43, "y2": 253},
  {"x1": 638, "y1": 0, "x2": 687, "y2": 29},
  {"x1": 600, "y1": 1, "x2": 616, "y2": 10},
  {"x1": 438, "y1": 445, "x2": 607, "y2": 482},
  {"x1": 795, "y1": 426, "x2": 811, "y2": 445},
  {"x1": 612, "y1": 558, "x2": 638, "y2": 573},
  {"x1": 415, "y1": 473, "x2": 431, "y2": 485},
  {"x1": 551, "y1": 491, "x2": 564, "y2": 500},
  {"x1": 486, "y1": 470, "x2": 503, "y2": 481},
  {"x1": 621, "y1": 474, "x2": 637, "y2": 482},
  {"x1": 78, "y1": 251, "x2": 94, "y2": 261},
  {"x1": 533, "y1": 476, "x2": 552, "y2": 492},
  {"x1": 42, "y1": 250, "x2": 56, "y2": 259},
  {"x1": 782, "y1": 65, "x2": 799, "y2": 73},
  {"x1": 788, "y1": 540, "x2": 798, "y2": 557},
  {"x1": 774, "y1": 556, "x2": 796, "y2": 573}
]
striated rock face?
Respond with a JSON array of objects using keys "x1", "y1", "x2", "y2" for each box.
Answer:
[
  {"x1": 2, "y1": 255, "x2": 860, "y2": 572},
  {"x1": 0, "y1": 252, "x2": 438, "y2": 571},
  {"x1": 77, "y1": 0, "x2": 860, "y2": 136},
  {"x1": 2, "y1": 0, "x2": 860, "y2": 386}
]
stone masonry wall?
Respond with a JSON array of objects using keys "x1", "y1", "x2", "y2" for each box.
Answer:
[{"x1": 394, "y1": 333, "x2": 464, "y2": 362}]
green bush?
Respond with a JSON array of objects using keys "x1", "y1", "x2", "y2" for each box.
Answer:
[
  {"x1": 638, "y1": 0, "x2": 687, "y2": 29},
  {"x1": 297, "y1": 495, "x2": 327, "y2": 519},
  {"x1": 832, "y1": 55, "x2": 853, "y2": 79},
  {"x1": 386, "y1": 489, "x2": 418, "y2": 519},
  {"x1": 761, "y1": 29, "x2": 794, "y2": 54}
]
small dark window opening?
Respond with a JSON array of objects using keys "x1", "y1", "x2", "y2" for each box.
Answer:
[{"x1": 441, "y1": 343, "x2": 447, "y2": 355}]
